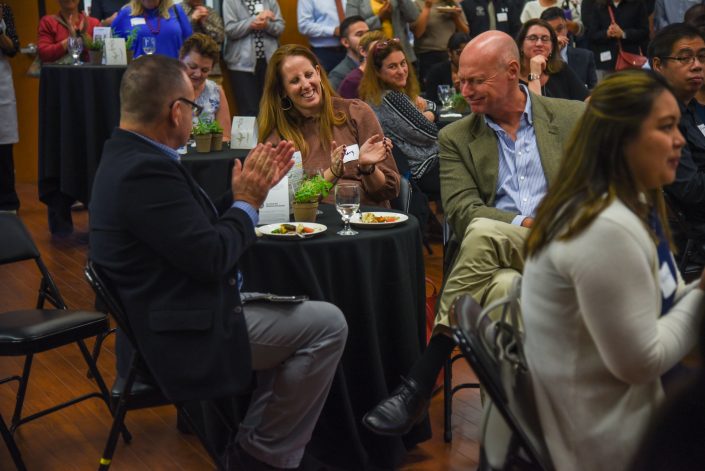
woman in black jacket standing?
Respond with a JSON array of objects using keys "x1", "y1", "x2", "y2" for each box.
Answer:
[{"x1": 581, "y1": 0, "x2": 649, "y2": 76}]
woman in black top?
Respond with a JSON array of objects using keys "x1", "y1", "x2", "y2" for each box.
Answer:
[{"x1": 516, "y1": 18, "x2": 589, "y2": 101}]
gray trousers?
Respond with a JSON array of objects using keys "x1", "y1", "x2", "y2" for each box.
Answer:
[{"x1": 238, "y1": 300, "x2": 348, "y2": 468}]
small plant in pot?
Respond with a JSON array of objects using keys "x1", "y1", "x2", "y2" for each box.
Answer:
[
  {"x1": 83, "y1": 34, "x2": 103, "y2": 65},
  {"x1": 293, "y1": 175, "x2": 333, "y2": 222},
  {"x1": 209, "y1": 120, "x2": 224, "y2": 151},
  {"x1": 125, "y1": 27, "x2": 139, "y2": 62},
  {"x1": 192, "y1": 119, "x2": 212, "y2": 153}
]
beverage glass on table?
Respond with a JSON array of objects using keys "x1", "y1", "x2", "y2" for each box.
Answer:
[
  {"x1": 437, "y1": 84, "x2": 452, "y2": 111},
  {"x1": 68, "y1": 36, "x2": 83, "y2": 66},
  {"x1": 335, "y1": 183, "x2": 360, "y2": 236},
  {"x1": 142, "y1": 36, "x2": 156, "y2": 56}
]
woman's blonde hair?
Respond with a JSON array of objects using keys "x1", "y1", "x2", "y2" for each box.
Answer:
[
  {"x1": 257, "y1": 44, "x2": 346, "y2": 158},
  {"x1": 525, "y1": 70, "x2": 675, "y2": 257},
  {"x1": 359, "y1": 39, "x2": 420, "y2": 106},
  {"x1": 128, "y1": 0, "x2": 174, "y2": 19}
]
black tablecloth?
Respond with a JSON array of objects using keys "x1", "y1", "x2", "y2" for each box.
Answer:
[
  {"x1": 38, "y1": 64, "x2": 127, "y2": 233},
  {"x1": 240, "y1": 204, "x2": 431, "y2": 470}
]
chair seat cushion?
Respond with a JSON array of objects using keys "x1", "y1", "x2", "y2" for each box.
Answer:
[{"x1": 0, "y1": 309, "x2": 108, "y2": 355}]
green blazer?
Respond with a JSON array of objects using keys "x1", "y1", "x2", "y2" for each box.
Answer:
[{"x1": 439, "y1": 92, "x2": 586, "y2": 236}]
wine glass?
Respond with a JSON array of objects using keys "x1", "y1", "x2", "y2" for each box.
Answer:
[
  {"x1": 437, "y1": 84, "x2": 453, "y2": 112},
  {"x1": 68, "y1": 36, "x2": 83, "y2": 66},
  {"x1": 335, "y1": 184, "x2": 360, "y2": 236},
  {"x1": 142, "y1": 36, "x2": 156, "y2": 56}
]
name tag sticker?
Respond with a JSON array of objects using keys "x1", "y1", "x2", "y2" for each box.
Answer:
[
  {"x1": 254, "y1": 3, "x2": 264, "y2": 13},
  {"x1": 496, "y1": 12, "x2": 508, "y2": 22},
  {"x1": 599, "y1": 50, "x2": 612, "y2": 62},
  {"x1": 698, "y1": 123, "x2": 705, "y2": 137},
  {"x1": 130, "y1": 17, "x2": 146, "y2": 26},
  {"x1": 659, "y1": 262, "x2": 677, "y2": 300},
  {"x1": 343, "y1": 143, "x2": 360, "y2": 163}
]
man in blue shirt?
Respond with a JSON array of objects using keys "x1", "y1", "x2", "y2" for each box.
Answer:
[
  {"x1": 297, "y1": 0, "x2": 347, "y2": 71},
  {"x1": 363, "y1": 31, "x2": 584, "y2": 437},
  {"x1": 654, "y1": 0, "x2": 701, "y2": 31},
  {"x1": 90, "y1": 55, "x2": 348, "y2": 470}
]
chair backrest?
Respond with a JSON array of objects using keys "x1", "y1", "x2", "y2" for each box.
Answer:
[
  {"x1": 0, "y1": 213, "x2": 41, "y2": 265},
  {"x1": 84, "y1": 261, "x2": 139, "y2": 349},
  {"x1": 390, "y1": 177, "x2": 413, "y2": 214},
  {"x1": 450, "y1": 283, "x2": 554, "y2": 471}
]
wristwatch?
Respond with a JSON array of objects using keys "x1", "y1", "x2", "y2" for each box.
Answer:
[{"x1": 528, "y1": 73, "x2": 541, "y2": 81}]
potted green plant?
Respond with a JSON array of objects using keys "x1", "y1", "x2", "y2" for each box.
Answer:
[
  {"x1": 451, "y1": 92, "x2": 470, "y2": 114},
  {"x1": 292, "y1": 175, "x2": 333, "y2": 222},
  {"x1": 82, "y1": 34, "x2": 103, "y2": 65},
  {"x1": 209, "y1": 120, "x2": 224, "y2": 151},
  {"x1": 192, "y1": 119, "x2": 212, "y2": 153},
  {"x1": 125, "y1": 28, "x2": 139, "y2": 62}
]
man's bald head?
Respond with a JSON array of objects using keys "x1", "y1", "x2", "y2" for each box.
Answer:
[{"x1": 460, "y1": 31, "x2": 520, "y2": 73}]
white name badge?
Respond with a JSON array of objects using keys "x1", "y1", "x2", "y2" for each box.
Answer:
[
  {"x1": 254, "y1": 3, "x2": 264, "y2": 13},
  {"x1": 698, "y1": 123, "x2": 705, "y2": 137},
  {"x1": 130, "y1": 17, "x2": 146, "y2": 26},
  {"x1": 496, "y1": 12, "x2": 508, "y2": 22},
  {"x1": 599, "y1": 50, "x2": 612, "y2": 62},
  {"x1": 288, "y1": 151, "x2": 304, "y2": 195},
  {"x1": 342, "y1": 143, "x2": 360, "y2": 163},
  {"x1": 259, "y1": 175, "x2": 290, "y2": 225},
  {"x1": 659, "y1": 262, "x2": 677, "y2": 300}
]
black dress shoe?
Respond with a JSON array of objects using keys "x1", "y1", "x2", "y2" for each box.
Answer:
[{"x1": 362, "y1": 376, "x2": 429, "y2": 436}]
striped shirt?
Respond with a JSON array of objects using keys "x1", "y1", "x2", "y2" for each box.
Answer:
[{"x1": 484, "y1": 86, "x2": 547, "y2": 226}]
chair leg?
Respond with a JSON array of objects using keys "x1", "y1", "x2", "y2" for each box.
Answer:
[
  {"x1": 10, "y1": 354, "x2": 33, "y2": 432},
  {"x1": 76, "y1": 339, "x2": 132, "y2": 444},
  {"x1": 0, "y1": 413, "x2": 26, "y2": 471},
  {"x1": 87, "y1": 328, "x2": 115, "y2": 379},
  {"x1": 443, "y1": 356, "x2": 453, "y2": 443},
  {"x1": 98, "y1": 357, "x2": 140, "y2": 471}
]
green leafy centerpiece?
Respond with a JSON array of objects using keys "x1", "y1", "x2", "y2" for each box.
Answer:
[{"x1": 293, "y1": 175, "x2": 333, "y2": 222}]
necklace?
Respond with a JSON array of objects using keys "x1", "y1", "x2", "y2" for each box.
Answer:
[{"x1": 144, "y1": 10, "x2": 161, "y2": 35}]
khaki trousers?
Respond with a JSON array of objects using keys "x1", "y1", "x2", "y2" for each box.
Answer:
[{"x1": 435, "y1": 218, "x2": 528, "y2": 333}]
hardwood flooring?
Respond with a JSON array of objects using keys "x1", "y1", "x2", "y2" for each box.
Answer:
[{"x1": 0, "y1": 183, "x2": 480, "y2": 470}]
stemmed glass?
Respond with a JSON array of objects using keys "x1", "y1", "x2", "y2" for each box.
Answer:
[
  {"x1": 68, "y1": 36, "x2": 83, "y2": 66},
  {"x1": 142, "y1": 36, "x2": 156, "y2": 56},
  {"x1": 437, "y1": 84, "x2": 453, "y2": 112},
  {"x1": 335, "y1": 183, "x2": 360, "y2": 236}
]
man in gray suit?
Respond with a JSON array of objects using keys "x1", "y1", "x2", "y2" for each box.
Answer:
[{"x1": 363, "y1": 30, "x2": 584, "y2": 437}]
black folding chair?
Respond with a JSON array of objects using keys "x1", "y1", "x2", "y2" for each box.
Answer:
[
  {"x1": 0, "y1": 213, "x2": 113, "y2": 435},
  {"x1": 0, "y1": 411, "x2": 25, "y2": 471},
  {"x1": 440, "y1": 220, "x2": 480, "y2": 442},
  {"x1": 84, "y1": 261, "x2": 232, "y2": 471},
  {"x1": 664, "y1": 191, "x2": 705, "y2": 282},
  {"x1": 450, "y1": 285, "x2": 554, "y2": 471}
]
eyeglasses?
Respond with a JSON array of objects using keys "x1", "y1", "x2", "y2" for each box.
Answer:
[
  {"x1": 525, "y1": 35, "x2": 551, "y2": 44},
  {"x1": 171, "y1": 97, "x2": 203, "y2": 117},
  {"x1": 662, "y1": 53, "x2": 705, "y2": 66},
  {"x1": 374, "y1": 38, "x2": 401, "y2": 54}
]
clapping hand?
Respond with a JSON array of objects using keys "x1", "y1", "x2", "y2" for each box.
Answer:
[
  {"x1": 330, "y1": 140, "x2": 345, "y2": 177},
  {"x1": 191, "y1": 6, "x2": 208, "y2": 23},
  {"x1": 359, "y1": 134, "x2": 391, "y2": 167},
  {"x1": 232, "y1": 141, "x2": 295, "y2": 208},
  {"x1": 607, "y1": 23, "x2": 624, "y2": 39},
  {"x1": 378, "y1": 1, "x2": 392, "y2": 21}
]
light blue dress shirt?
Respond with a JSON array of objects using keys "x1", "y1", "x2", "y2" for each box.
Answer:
[
  {"x1": 297, "y1": 0, "x2": 341, "y2": 48},
  {"x1": 484, "y1": 86, "x2": 547, "y2": 226},
  {"x1": 654, "y1": 0, "x2": 700, "y2": 31}
]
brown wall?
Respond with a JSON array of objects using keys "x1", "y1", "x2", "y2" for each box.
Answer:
[
  {"x1": 9, "y1": 0, "x2": 308, "y2": 184},
  {"x1": 7, "y1": 0, "x2": 41, "y2": 183}
]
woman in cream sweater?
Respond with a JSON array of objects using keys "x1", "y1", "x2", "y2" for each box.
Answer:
[{"x1": 522, "y1": 70, "x2": 705, "y2": 471}]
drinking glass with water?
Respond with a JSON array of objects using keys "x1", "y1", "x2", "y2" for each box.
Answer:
[{"x1": 335, "y1": 184, "x2": 360, "y2": 236}]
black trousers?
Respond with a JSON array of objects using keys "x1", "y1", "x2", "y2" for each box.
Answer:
[
  {"x1": 0, "y1": 144, "x2": 19, "y2": 211},
  {"x1": 228, "y1": 58, "x2": 268, "y2": 117}
]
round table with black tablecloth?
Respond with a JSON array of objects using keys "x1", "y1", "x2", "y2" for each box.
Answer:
[
  {"x1": 39, "y1": 64, "x2": 126, "y2": 234},
  {"x1": 180, "y1": 146, "x2": 250, "y2": 202},
  {"x1": 240, "y1": 204, "x2": 431, "y2": 470}
]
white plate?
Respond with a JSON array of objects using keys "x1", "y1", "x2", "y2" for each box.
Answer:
[
  {"x1": 350, "y1": 212, "x2": 408, "y2": 229},
  {"x1": 259, "y1": 222, "x2": 327, "y2": 239}
]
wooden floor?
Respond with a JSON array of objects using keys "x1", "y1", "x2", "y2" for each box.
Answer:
[{"x1": 0, "y1": 183, "x2": 481, "y2": 470}]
